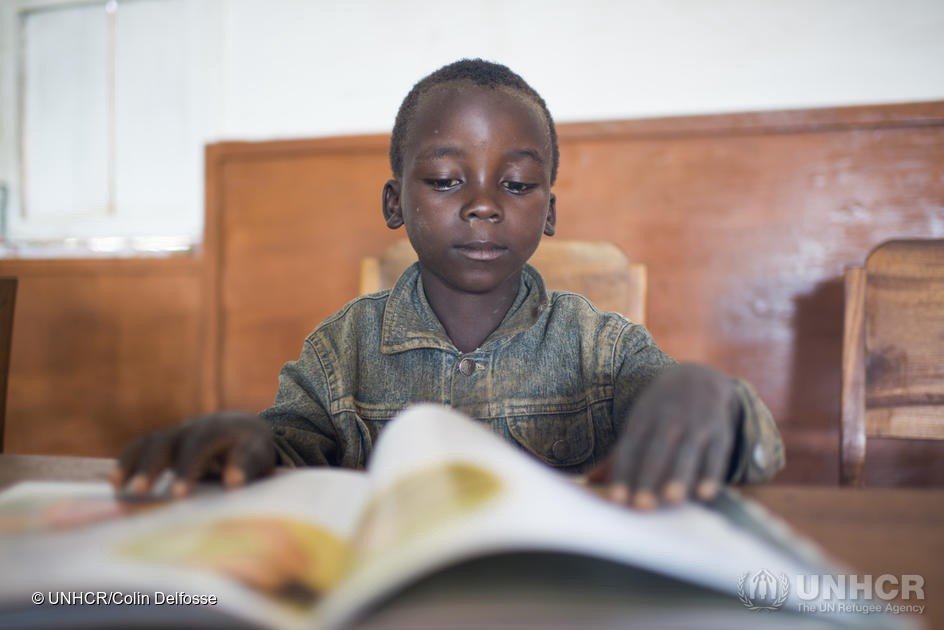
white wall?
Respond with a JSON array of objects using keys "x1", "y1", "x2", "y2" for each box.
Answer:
[
  {"x1": 1, "y1": 0, "x2": 942, "y2": 244},
  {"x1": 217, "y1": 0, "x2": 944, "y2": 139}
]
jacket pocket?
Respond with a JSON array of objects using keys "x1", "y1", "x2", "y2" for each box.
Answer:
[{"x1": 506, "y1": 405, "x2": 595, "y2": 468}]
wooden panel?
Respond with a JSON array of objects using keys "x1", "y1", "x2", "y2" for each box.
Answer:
[
  {"x1": 207, "y1": 102, "x2": 944, "y2": 485},
  {"x1": 215, "y1": 148, "x2": 397, "y2": 411},
  {"x1": 0, "y1": 278, "x2": 16, "y2": 452},
  {"x1": 868, "y1": 406, "x2": 944, "y2": 439},
  {"x1": 0, "y1": 258, "x2": 204, "y2": 456},
  {"x1": 864, "y1": 240, "x2": 944, "y2": 408}
]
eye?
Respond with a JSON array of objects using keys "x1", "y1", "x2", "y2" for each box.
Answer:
[
  {"x1": 425, "y1": 178, "x2": 462, "y2": 191},
  {"x1": 502, "y1": 181, "x2": 537, "y2": 195}
]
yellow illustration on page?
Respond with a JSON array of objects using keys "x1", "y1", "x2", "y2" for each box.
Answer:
[
  {"x1": 352, "y1": 462, "x2": 502, "y2": 565},
  {"x1": 119, "y1": 517, "x2": 348, "y2": 610}
]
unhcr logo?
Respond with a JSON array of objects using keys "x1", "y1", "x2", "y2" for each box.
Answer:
[
  {"x1": 738, "y1": 569, "x2": 790, "y2": 611},
  {"x1": 738, "y1": 571, "x2": 926, "y2": 615}
]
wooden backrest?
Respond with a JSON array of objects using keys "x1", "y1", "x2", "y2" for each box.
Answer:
[
  {"x1": 841, "y1": 239, "x2": 944, "y2": 485},
  {"x1": 0, "y1": 277, "x2": 17, "y2": 453},
  {"x1": 360, "y1": 239, "x2": 647, "y2": 325}
]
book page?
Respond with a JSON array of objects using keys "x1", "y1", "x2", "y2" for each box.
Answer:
[
  {"x1": 318, "y1": 405, "x2": 879, "y2": 629},
  {"x1": 0, "y1": 469, "x2": 369, "y2": 629}
]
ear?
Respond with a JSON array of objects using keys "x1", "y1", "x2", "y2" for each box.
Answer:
[
  {"x1": 543, "y1": 193, "x2": 557, "y2": 236},
  {"x1": 383, "y1": 180, "x2": 404, "y2": 229}
]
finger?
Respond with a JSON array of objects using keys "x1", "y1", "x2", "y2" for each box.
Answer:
[
  {"x1": 112, "y1": 435, "x2": 152, "y2": 490},
  {"x1": 123, "y1": 432, "x2": 177, "y2": 496},
  {"x1": 223, "y1": 435, "x2": 276, "y2": 488},
  {"x1": 171, "y1": 430, "x2": 233, "y2": 497},
  {"x1": 661, "y1": 435, "x2": 705, "y2": 505},
  {"x1": 628, "y1": 423, "x2": 682, "y2": 510},
  {"x1": 608, "y1": 483, "x2": 631, "y2": 505},
  {"x1": 611, "y1": 412, "x2": 659, "y2": 504},
  {"x1": 695, "y1": 430, "x2": 735, "y2": 502},
  {"x1": 609, "y1": 441, "x2": 641, "y2": 505}
]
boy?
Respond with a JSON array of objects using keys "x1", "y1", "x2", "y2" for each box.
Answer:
[{"x1": 113, "y1": 60, "x2": 783, "y2": 510}]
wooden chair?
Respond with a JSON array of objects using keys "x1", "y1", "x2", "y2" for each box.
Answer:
[
  {"x1": 0, "y1": 277, "x2": 16, "y2": 453},
  {"x1": 840, "y1": 239, "x2": 944, "y2": 486},
  {"x1": 360, "y1": 239, "x2": 646, "y2": 324}
]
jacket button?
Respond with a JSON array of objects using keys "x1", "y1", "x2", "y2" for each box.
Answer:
[
  {"x1": 552, "y1": 439, "x2": 570, "y2": 460},
  {"x1": 458, "y1": 357, "x2": 476, "y2": 376}
]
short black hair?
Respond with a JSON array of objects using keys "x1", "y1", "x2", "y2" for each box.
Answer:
[{"x1": 389, "y1": 59, "x2": 559, "y2": 184}]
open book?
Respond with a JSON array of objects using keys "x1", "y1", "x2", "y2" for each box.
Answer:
[{"x1": 0, "y1": 405, "x2": 902, "y2": 629}]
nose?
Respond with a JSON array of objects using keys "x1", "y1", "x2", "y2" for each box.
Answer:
[{"x1": 460, "y1": 183, "x2": 503, "y2": 223}]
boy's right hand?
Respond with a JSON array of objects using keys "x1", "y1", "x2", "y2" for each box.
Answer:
[{"x1": 110, "y1": 411, "x2": 277, "y2": 499}]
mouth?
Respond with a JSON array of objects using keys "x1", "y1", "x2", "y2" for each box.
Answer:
[{"x1": 455, "y1": 241, "x2": 508, "y2": 262}]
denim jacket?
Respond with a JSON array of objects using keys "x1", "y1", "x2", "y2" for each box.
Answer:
[{"x1": 261, "y1": 263, "x2": 784, "y2": 482}]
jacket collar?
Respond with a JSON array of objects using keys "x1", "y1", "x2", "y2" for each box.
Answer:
[{"x1": 380, "y1": 262, "x2": 549, "y2": 355}]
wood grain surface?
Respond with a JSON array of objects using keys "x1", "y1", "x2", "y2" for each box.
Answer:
[
  {"x1": 865, "y1": 240, "x2": 944, "y2": 409},
  {"x1": 0, "y1": 278, "x2": 16, "y2": 452},
  {"x1": 840, "y1": 268, "x2": 867, "y2": 485},
  {"x1": 0, "y1": 258, "x2": 204, "y2": 456}
]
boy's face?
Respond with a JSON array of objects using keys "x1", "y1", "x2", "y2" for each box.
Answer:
[{"x1": 383, "y1": 83, "x2": 556, "y2": 296}]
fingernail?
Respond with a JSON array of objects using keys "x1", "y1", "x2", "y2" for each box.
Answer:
[
  {"x1": 696, "y1": 480, "x2": 719, "y2": 501},
  {"x1": 171, "y1": 480, "x2": 190, "y2": 498},
  {"x1": 663, "y1": 481, "x2": 685, "y2": 504},
  {"x1": 609, "y1": 483, "x2": 630, "y2": 504},
  {"x1": 128, "y1": 475, "x2": 149, "y2": 495},
  {"x1": 633, "y1": 490, "x2": 658, "y2": 511},
  {"x1": 223, "y1": 467, "x2": 246, "y2": 488}
]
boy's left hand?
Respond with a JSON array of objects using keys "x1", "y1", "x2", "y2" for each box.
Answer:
[{"x1": 586, "y1": 363, "x2": 740, "y2": 510}]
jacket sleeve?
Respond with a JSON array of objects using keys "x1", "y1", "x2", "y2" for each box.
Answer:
[
  {"x1": 725, "y1": 379, "x2": 786, "y2": 483},
  {"x1": 259, "y1": 338, "x2": 366, "y2": 469},
  {"x1": 611, "y1": 321, "x2": 785, "y2": 485}
]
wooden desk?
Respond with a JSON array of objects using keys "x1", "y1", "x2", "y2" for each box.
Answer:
[
  {"x1": 2, "y1": 454, "x2": 941, "y2": 628},
  {"x1": 0, "y1": 454, "x2": 115, "y2": 488}
]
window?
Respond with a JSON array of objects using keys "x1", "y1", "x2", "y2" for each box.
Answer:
[{"x1": 2, "y1": 0, "x2": 217, "y2": 254}]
